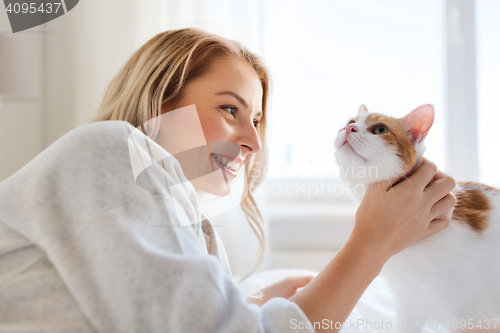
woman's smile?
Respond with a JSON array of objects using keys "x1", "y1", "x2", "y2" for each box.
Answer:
[{"x1": 211, "y1": 153, "x2": 243, "y2": 177}]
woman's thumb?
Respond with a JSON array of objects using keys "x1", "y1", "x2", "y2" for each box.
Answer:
[{"x1": 290, "y1": 275, "x2": 315, "y2": 289}]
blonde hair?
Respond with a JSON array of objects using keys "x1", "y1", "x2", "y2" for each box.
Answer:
[{"x1": 92, "y1": 28, "x2": 270, "y2": 282}]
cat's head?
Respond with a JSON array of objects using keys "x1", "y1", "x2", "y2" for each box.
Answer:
[{"x1": 333, "y1": 104, "x2": 435, "y2": 188}]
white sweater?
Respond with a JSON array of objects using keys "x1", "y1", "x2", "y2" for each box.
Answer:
[{"x1": 0, "y1": 121, "x2": 315, "y2": 333}]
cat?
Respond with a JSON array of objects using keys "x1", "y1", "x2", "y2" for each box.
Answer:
[{"x1": 334, "y1": 104, "x2": 500, "y2": 332}]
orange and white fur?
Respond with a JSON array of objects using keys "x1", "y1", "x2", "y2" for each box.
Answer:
[{"x1": 334, "y1": 104, "x2": 500, "y2": 331}]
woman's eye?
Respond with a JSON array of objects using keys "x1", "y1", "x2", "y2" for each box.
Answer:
[
  {"x1": 253, "y1": 120, "x2": 260, "y2": 128},
  {"x1": 372, "y1": 125, "x2": 389, "y2": 135},
  {"x1": 221, "y1": 106, "x2": 237, "y2": 116}
]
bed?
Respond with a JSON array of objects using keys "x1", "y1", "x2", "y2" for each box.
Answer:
[{"x1": 239, "y1": 269, "x2": 452, "y2": 333}]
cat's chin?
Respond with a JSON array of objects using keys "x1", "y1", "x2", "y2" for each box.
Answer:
[
  {"x1": 335, "y1": 152, "x2": 367, "y2": 174},
  {"x1": 337, "y1": 157, "x2": 412, "y2": 203}
]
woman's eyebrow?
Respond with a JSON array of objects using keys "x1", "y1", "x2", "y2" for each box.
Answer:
[
  {"x1": 215, "y1": 91, "x2": 263, "y2": 117},
  {"x1": 215, "y1": 91, "x2": 248, "y2": 107}
]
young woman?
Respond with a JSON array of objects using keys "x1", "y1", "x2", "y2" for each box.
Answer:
[{"x1": 0, "y1": 28, "x2": 456, "y2": 332}]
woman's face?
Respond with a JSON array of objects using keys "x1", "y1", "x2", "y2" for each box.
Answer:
[{"x1": 161, "y1": 56, "x2": 263, "y2": 196}]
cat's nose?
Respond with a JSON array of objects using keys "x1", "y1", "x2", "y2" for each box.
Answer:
[{"x1": 345, "y1": 124, "x2": 358, "y2": 134}]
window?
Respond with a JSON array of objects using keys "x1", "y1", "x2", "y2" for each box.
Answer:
[
  {"x1": 262, "y1": 0, "x2": 445, "y2": 181},
  {"x1": 258, "y1": 1, "x2": 446, "y2": 259},
  {"x1": 477, "y1": 0, "x2": 500, "y2": 187}
]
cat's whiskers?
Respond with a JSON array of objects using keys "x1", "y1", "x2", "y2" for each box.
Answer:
[
  {"x1": 320, "y1": 138, "x2": 336, "y2": 153},
  {"x1": 347, "y1": 136, "x2": 370, "y2": 163},
  {"x1": 322, "y1": 143, "x2": 336, "y2": 155},
  {"x1": 308, "y1": 139, "x2": 337, "y2": 165}
]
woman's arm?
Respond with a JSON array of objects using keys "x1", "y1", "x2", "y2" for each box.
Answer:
[{"x1": 289, "y1": 158, "x2": 457, "y2": 332}]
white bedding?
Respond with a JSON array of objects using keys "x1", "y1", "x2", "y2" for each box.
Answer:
[{"x1": 239, "y1": 269, "x2": 449, "y2": 333}]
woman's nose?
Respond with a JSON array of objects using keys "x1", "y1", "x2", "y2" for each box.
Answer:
[
  {"x1": 238, "y1": 124, "x2": 262, "y2": 155},
  {"x1": 345, "y1": 124, "x2": 358, "y2": 134}
]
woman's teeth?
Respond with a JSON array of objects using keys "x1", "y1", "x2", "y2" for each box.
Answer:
[{"x1": 214, "y1": 154, "x2": 238, "y2": 172}]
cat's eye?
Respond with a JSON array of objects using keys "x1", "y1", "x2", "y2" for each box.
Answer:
[{"x1": 372, "y1": 125, "x2": 389, "y2": 135}]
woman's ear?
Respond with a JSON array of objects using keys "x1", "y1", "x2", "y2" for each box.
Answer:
[
  {"x1": 401, "y1": 104, "x2": 435, "y2": 144},
  {"x1": 357, "y1": 104, "x2": 369, "y2": 116}
]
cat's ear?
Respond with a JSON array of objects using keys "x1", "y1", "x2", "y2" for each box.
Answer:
[
  {"x1": 401, "y1": 104, "x2": 435, "y2": 144},
  {"x1": 357, "y1": 104, "x2": 369, "y2": 116}
]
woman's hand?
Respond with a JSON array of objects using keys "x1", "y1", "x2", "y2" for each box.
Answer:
[
  {"x1": 351, "y1": 157, "x2": 457, "y2": 262},
  {"x1": 246, "y1": 275, "x2": 315, "y2": 307},
  {"x1": 288, "y1": 159, "x2": 456, "y2": 331}
]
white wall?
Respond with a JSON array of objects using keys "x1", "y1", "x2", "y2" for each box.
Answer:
[
  {"x1": 0, "y1": 8, "x2": 44, "y2": 180},
  {"x1": 0, "y1": 0, "x2": 167, "y2": 182}
]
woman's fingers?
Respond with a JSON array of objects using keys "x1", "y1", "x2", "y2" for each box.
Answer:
[
  {"x1": 425, "y1": 215, "x2": 452, "y2": 236},
  {"x1": 404, "y1": 157, "x2": 438, "y2": 190},
  {"x1": 287, "y1": 275, "x2": 315, "y2": 289},
  {"x1": 252, "y1": 275, "x2": 316, "y2": 305},
  {"x1": 425, "y1": 170, "x2": 457, "y2": 202},
  {"x1": 425, "y1": 193, "x2": 456, "y2": 237},
  {"x1": 430, "y1": 192, "x2": 457, "y2": 219},
  {"x1": 374, "y1": 157, "x2": 438, "y2": 193}
]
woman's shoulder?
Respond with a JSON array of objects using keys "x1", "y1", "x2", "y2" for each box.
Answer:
[
  {"x1": 56, "y1": 120, "x2": 138, "y2": 152},
  {"x1": 5, "y1": 121, "x2": 145, "y2": 185},
  {"x1": 61, "y1": 121, "x2": 182, "y2": 181},
  {"x1": 0, "y1": 120, "x2": 203, "y2": 249}
]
